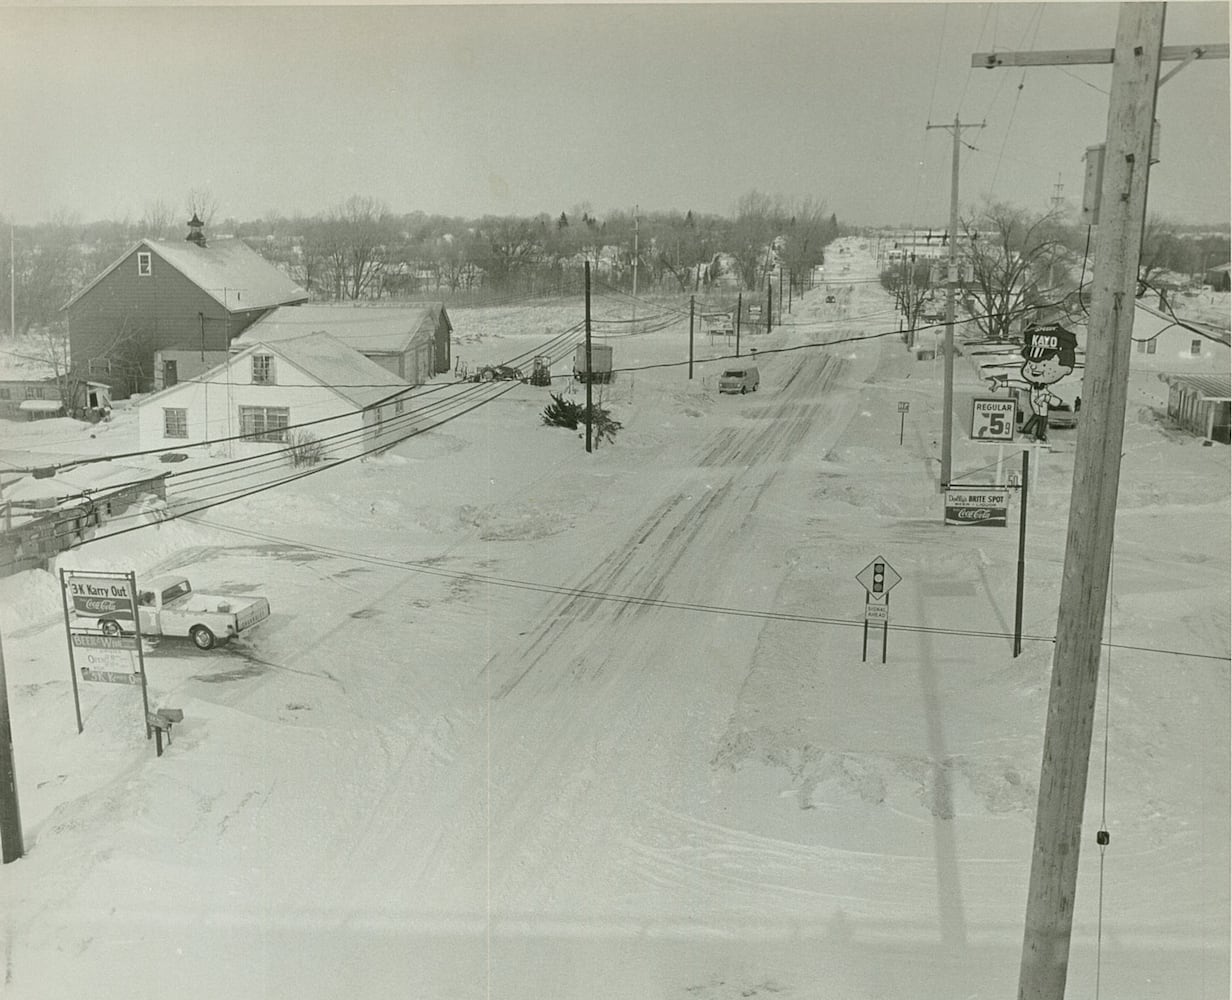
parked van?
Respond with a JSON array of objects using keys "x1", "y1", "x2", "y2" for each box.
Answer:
[{"x1": 719, "y1": 365, "x2": 760, "y2": 394}]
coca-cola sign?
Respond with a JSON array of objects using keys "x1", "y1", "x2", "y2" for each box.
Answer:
[{"x1": 944, "y1": 504, "x2": 1007, "y2": 528}]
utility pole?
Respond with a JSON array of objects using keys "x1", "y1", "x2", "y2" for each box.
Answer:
[
  {"x1": 766, "y1": 281, "x2": 772, "y2": 335},
  {"x1": 974, "y1": 7, "x2": 1198, "y2": 998},
  {"x1": 584, "y1": 261, "x2": 593, "y2": 453},
  {"x1": 688, "y1": 296, "x2": 694, "y2": 380},
  {"x1": 927, "y1": 116, "x2": 984, "y2": 489},
  {"x1": 9, "y1": 225, "x2": 15, "y2": 338},
  {"x1": 0, "y1": 626, "x2": 24, "y2": 863},
  {"x1": 631, "y1": 205, "x2": 639, "y2": 330},
  {"x1": 735, "y1": 292, "x2": 742, "y2": 357},
  {"x1": 1051, "y1": 173, "x2": 1065, "y2": 212}
]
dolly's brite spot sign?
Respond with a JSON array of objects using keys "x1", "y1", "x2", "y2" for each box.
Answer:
[{"x1": 944, "y1": 489, "x2": 1008, "y2": 528}]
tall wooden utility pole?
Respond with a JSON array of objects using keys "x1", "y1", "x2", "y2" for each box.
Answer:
[
  {"x1": 631, "y1": 205, "x2": 639, "y2": 330},
  {"x1": 0, "y1": 626, "x2": 24, "y2": 863},
  {"x1": 978, "y1": 6, "x2": 1169, "y2": 998},
  {"x1": 584, "y1": 261, "x2": 593, "y2": 454},
  {"x1": 926, "y1": 116, "x2": 983, "y2": 490}
]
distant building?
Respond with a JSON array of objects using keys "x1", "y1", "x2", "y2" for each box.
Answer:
[
  {"x1": 0, "y1": 376, "x2": 112, "y2": 421},
  {"x1": 135, "y1": 333, "x2": 412, "y2": 461},
  {"x1": 62, "y1": 215, "x2": 308, "y2": 398},
  {"x1": 1157, "y1": 373, "x2": 1231, "y2": 444},
  {"x1": 1130, "y1": 300, "x2": 1230, "y2": 374}
]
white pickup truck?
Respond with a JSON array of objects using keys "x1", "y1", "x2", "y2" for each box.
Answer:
[{"x1": 97, "y1": 575, "x2": 271, "y2": 650}]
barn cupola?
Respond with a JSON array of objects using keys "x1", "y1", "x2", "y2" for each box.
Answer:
[{"x1": 186, "y1": 213, "x2": 206, "y2": 247}]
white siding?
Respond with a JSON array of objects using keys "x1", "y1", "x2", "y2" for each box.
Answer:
[{"x1": 138, "y1": 353, "x2": 371, "y2": 459}]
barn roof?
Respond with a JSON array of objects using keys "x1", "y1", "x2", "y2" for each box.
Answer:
[
  {"x1": 62, "y1": 238, "x2": 308, "y2": 313},
  {"x1": 236, "y1": 303, "x2": 447, "y2": 355}
]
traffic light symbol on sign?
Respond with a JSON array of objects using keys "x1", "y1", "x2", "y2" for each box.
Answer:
[{"x1": 872, "y1": 562, "x2": 885, "y2": 594}]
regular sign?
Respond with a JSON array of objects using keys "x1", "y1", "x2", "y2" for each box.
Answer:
[
  {"x1": 944, "y1": 489, "x2": 1008, "y2": 528},
  {"x1": 971, "y1": 397, "x2": 1016, "y2": 442}
]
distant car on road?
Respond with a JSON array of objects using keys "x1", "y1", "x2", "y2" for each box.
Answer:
[{"x1": 719, "y1": 366, "x2": 760, "y2": 394}]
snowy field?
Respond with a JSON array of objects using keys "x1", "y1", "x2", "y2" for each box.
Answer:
[{"x1": 0, "y1": 239, "x2": 1227, "y2": 999}]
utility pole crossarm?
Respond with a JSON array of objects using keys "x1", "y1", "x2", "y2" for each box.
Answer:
[{"x1": 972, "y1": 43, "x2": 1227, "y2": 69}]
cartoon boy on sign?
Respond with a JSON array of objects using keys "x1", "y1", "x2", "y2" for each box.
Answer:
[{"x1": 987, "y1": 323, "x2": 1078, "y2": 443}]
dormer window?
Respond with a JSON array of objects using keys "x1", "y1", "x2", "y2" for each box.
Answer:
[
  {"x1": 252, "y1": 354, "x2": 275, "y2": 385},
  {"x1": 137, "y1": 252, "x2": 152, "y2": 277}
]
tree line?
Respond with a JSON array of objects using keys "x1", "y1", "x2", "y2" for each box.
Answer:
[
  {"x1": 880, "y1": 199, "x2": 1230, "y2": 343},
  {"x1": 0, "y1": 191, "x2": 849, "y2": 337}
]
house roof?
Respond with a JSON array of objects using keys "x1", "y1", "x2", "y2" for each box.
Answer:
[
  {"x1": 63, "y1": 237, "x2": 308, "y2": 313},
  {"x1": 235, "y1": 303, "x2": 447, "y2": 355},
  {"x1": 267, "y1": 333, "x2": 410, "y2": 409},
  {"x1": 1157, "y1": 372, "x2": 1232, "y2": 400},
  {"x1": 5, "y1": 462, "x2": 165, "y2": 504},
  {"x1": 140, "y1": 333, "x2": 410, "y2": 412},
  {"x1": 1135, "y1": 300, "x2": 1231, "y2": 348}
]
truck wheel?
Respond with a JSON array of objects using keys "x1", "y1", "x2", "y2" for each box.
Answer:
[
  {"x1": 189, "y1": 625, "x2": 216, "y2": 650},
  {"x1": 740, "y1": 386, "x2": 747, "y2": 394},
  {"x1": 100, "y1": 619, "x2": 121, "y2": 636}
]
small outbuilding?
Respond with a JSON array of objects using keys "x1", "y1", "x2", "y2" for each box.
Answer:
[
  {"x1": 236, "y1": 303, "x2": 452, "y2": 384},
  {"x1": 1157, "y1": 372, "x2": 1232, "y2": 444}
]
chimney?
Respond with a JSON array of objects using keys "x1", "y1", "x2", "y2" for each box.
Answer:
[{"x1": 186, "y1": 213, "x2": 206, "y2": 247}]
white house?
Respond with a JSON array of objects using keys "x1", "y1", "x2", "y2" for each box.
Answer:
[
  {"x1": 1130, "y1": 300, "x2": 1230, "y2": 374},
  {"x1": 137, "y1": 334, "x2": 413, "y2": 461}
]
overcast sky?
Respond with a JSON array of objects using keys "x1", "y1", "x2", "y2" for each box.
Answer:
[{"x1": 0, "y1": 2, "x2": 1227, "y2": 229}]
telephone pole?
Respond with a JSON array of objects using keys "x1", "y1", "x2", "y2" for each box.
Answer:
[
  {"x1": 977, "y1": 6, "x2": 1172, "y2": 997},
  {"x1": 0, "y1": 626, "x2": 24, "y2": 863},
  {"x1": 631, "y1": 205, "x2": 639, "y2": 329},
  {"x1": 926, "y1": 116, "x2": 984, "y2": 489}
]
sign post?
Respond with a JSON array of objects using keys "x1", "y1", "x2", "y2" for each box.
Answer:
[
  {"x1": 856, "y1": 557, "x2": 901, "y2": 663},
  {"x1": 898, "y1": 401, "x2": 910, "y2": 446},
  {"x1": 61, "y1": 570, "x2": 152, "y2": 741}
]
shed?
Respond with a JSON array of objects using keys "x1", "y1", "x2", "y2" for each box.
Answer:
[
  {"x1": 1157, "y1": 372, "x2": 1232, "y2": 444},
  {"x1": 236, "y1": 303, "x2": 452, "y2": 384}
]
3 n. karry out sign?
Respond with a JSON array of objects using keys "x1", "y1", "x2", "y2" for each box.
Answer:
[{"x1": 67, "y1": 574, "x2": 135, "y2": 621}]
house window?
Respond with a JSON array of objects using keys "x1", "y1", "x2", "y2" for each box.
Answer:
[
  {"x1": 163, "y1": 408, "x2": 188, "y2": 438},
  {"x1": 0, "y1": 388, "x2": 9, "y2": 400},
  {"x1": 239, "y1": 405, "x2": 290, "y2": 442},
  {"x1": 1146, "y1": 339, "x2": 1156, "y2": 355},
  {"x1": 137, "y1": 252, "x2": 152, "y2": 277},
  {"x1": 1190, "y1": 339, "x2": 1202, "y2": 357},
  {"x1": 25, "y1": 385, "x2": 45, "y2": 399},
  {"x1": 395, "y1": 397, "x2": 405, "y2": 414},
  {"x1": 251, "y1": 354, "x2": 275, "y2": 385},
  {"x1": 89, "y1": 358, "x2": 112, "y2": 376}
]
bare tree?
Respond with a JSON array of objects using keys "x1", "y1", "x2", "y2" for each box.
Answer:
[
  {"x1": 316, "y1": 195, "x2": 392, "y2": 300},
  {"x1": 728, "y1": 191, "x2": 789, "y2": 291},
  {"x1": 961, "y1": 200, "x2": 1070, "y2": 341},
  {"x1": 141, "y1": 199, "x2": 176, "y2": 239}
]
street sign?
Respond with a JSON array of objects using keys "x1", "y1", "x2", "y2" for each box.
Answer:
[
  {"x1": 971, "y1": 397, "x2": 1017, "y2": 441},
  {"x1": 944, "y1": 488, "x2": 1009, "y2": 527},
  {"x1": 898, "y1": 401, "x2": 910, "y2": 412},
  {"x1": 856, "y1": 557, "x2": 901, "y2": 595},
  {"x1": 864, "y1": 603, "x2": 889, "y2": 622}
]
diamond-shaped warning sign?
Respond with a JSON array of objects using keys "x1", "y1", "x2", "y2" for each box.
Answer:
[{"x1": 856, "y1": 556, "x2": 901, "y2": 596}]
